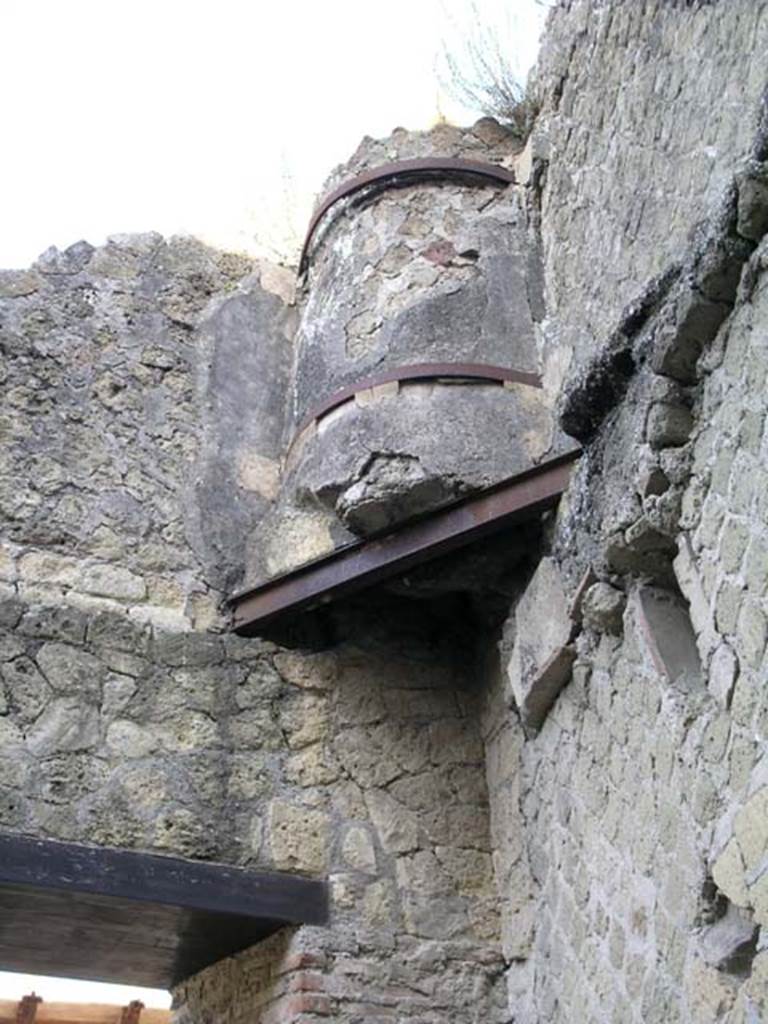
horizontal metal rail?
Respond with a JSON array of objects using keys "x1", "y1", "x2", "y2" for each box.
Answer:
[
  {"x1": 230, "y1": 450, "x2": 580, "y2": 635},
  {"x1": 298, "y1": 157, "x2": 516, "y2": 275},
  {"x1": 292, "y1": 361, "x2": 542, "y2": 440}
]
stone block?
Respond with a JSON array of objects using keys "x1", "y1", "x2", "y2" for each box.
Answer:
[
  {"x1": 0, "y1": 544, "x2": 16, "y2": 583},
  {"x1": 638, "y1": 466, "x2": 670, "y2": 499},
  {"x1": 624, "y1": 517, "x2": 678, "y2": 555},
  {"x1": 0, "y1": 598, "x2": 23, "y2": 630},
  {"x1": 336, "y1": 453, "x2": 458, "y2": 536},
  {"x1": 0, "y1": 269, "x2": 43, "y2": 297},
  {"x1": 506, "y1": 557, "x2": 574, "y2": 731},
  {"x1": 105, "y1": 719, "x2": 161, "y2": 758},
  {"x1": 712, "y1": 838, "x2": 750, "y2": 909},
  {"x1": 673, "y1": 535, "x2": 716, "y2": 654},
  {"x1": 1, "y1": 656, "x2": 51, "y2": 722},
  {"x1": 18, "y1": 551, "x2": 79, "y2": 587},
  {"x1": 237, "y1": 451, "x2": 280, "y2": 500},
  {"x1": 101, "y1": 674, "x2": 138, "y2": 719},
  {"x1": 715, "y1": 580, "x2": 742, "y2": 635},
  {"x1": 279, "y1": 695, "x2": 328, "y2": 750},
  {"x1": 513, "y1": 557, "x2": 573, "y2": 660},
  {"x1": 26, "y1": 697, "x2": 100, "y2": 756},
  {"x1": 261, "y1": 510, "x2": 334, "y2": 578},
  {"x1": 685, "y1": 959, "x2": 738, "y2": 1021},
  {"x1": 581, "y1": 582, "x2": 626, "y2": 635},
  {"x1": 285, "y1": 744, "x2": 340, "y2": 787},
  {"x1": 719, "y1": 518, "x2": 750, "y2": 574},
  {"x1": 80, "y1": 564, "x2": 147, "y2": 602},
  {"x1": 646, "y1": 402, "x2": 694, "y2": 449},
  {"x1": 568, "y1": 566, "x2": 598, "y2": 626},
  {"x1": 652, "y1": 292, "x2": 730, "y2": 383},
  {"x1": 17, "y1": 604, "x2": 88, "y2": 644},
  {"x1": 745, "y1": 535, "x2": 768, "y2": 596},
  {"x1": 365, "y1": 789, "x2": 419, "y2": 854},
  {"x1": 708, "y1": 642, "x2": 739, "y2": 708},
  {"x1": 737, "y1": 167, "x2": 768, "y2": 241},
  {"x1": 737, "y1": 600, "x2": 767, "y2": 670},
  {"x1": 511, "y1": 645, "x2": 576, "y2": 735},
  {"x1": 734, "y1": 787, "x2": 768, "y2": 876},
  {"x1": 35, "y1": 642, "x2": 104, "y2": 700},
  {"x1": 88, "y1": 611, "x2": 150, "y2": 654},
  {"x1": 267, "y1": 800, "x2": 330, "y2": 875},
  {"x1": 342, "y1": 826, "x2": 376, "y2": 873},
  {"x1": 273, "y1": 651, "x2": 337, "y2": 690},
  {"x1": 633, "y1": 587, "x2": 702, "y2": 690},
  {"x1": 0, "y1": 635, "x2": 25, "y2": 662},
  {"x1": 361, "y1": 878, "x2": 397, "y2": 928}
]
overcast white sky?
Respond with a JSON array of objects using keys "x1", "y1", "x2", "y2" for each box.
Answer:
[
  {"x1": 0, "y1": 0, "x2": 547, "y2": 269},
  {"x1": 0, "y1": 0, "x2": 546, "y2": 1008}
]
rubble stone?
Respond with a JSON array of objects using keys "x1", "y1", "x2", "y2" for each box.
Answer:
[{"x1": 581, "y1": 582, "x2": 626, "y2": 636}]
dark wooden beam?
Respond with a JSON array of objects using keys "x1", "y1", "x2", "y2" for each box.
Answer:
[{"x1": 0, "y1": 835, "x2": 328, "y2": 988}]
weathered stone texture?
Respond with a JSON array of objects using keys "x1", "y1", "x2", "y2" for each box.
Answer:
[
  {"x1": 247, "y1": 121, "x2": 576, "y2": 581},
  {"x1": 479, "y1": 3, "x2": 768, "y2": 1020},
  {"x1": 174, "y1": 927, "x2": 507, "y2": 1024},
  {"x1": 533, "y1": 0, "x2": 768, "y2": 371},
  {"x1": 4, "y1": 3, "x2": 768, "y2": 1021},
  {"x1": 0, "y1": 235, "x2": 295, "y2": 627},
  {"x1": 0, "y1": 585, "x2": 502, "y2": 1018}
]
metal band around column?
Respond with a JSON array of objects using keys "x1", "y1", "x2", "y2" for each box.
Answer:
[
  {"x1": 298, "y1": 157, "x2": 516, "y2": 275},
  {"x1": 291, "y1": 362, "x2": 542, "y2": 443}
]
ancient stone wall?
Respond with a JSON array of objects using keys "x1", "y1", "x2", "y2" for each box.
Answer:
[
  {"x1": 479, "y1": 2, "x2": 768, "y2": 1020},
  {"x1": 0, "y1": 584, "x2": 504, "y2": 1019},
  {"x1": 0, "y1": 235, "x2": 504, "y2": 1019},
  {"x1": 0, "y1": 234, "x2": 295, "y2": 624},
  {"x1": 530, "y1": 0, "x2": 768, "y2": 382},
  {"x1": 2, "y1": 2, "x2": 768, "y2": 1022},
  {"x1": 249, "y1": 120, "x2": 574, "y2": 584}
]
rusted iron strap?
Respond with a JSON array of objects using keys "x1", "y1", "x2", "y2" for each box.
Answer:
[
  {"x1": 293, "y1": 361, "x2": 542, "y2": 439},
  {"x1": 299, "y1": 157, "x2": 516, "y2": 275},
  {"x1": 230, "y1": 450, "x2": 580, "y2": 634}
]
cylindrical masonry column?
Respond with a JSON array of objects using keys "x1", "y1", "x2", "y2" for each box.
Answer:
[
  {"x1": 290, "y1": 120, "x2": 557, "y2": 529},
  {"x1": 248, "y1": 119, "x2": 567, "y2": 584}
]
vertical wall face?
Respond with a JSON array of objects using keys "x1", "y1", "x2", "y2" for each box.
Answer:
[
  {"x1": 482, "y1": 2, "x2": 768, "y2": 1021},
  {"x1": 175, "y1": 624, "x2": 507, "y2": 1023},
  {"x1": 531, "y1": 0, "x2": 768, "y2": 380},
  {"x1": 0, "y1": 235, "x2": 295, "y2": 623},
  {"x1": 486, "y1": 257, "x2": 768, "y2": 1022},
  {"x1": 0, "y1": 235, "x2": 299, "y2": 855}
]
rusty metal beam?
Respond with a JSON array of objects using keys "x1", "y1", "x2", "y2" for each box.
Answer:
[
  {"x1": 298, "y1": 157, "x2": 516, "y2": 275},
  {"x1": 293, "y1": 361, "x2": 542, "y2": 439},
  {"x1": 230, "y1": 450, "x2": 580, "y2": 635}
]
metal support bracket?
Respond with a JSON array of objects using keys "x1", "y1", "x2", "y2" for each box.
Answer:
[{"x1": 230, "y1": 450, "x2": 580, "y2": 635}]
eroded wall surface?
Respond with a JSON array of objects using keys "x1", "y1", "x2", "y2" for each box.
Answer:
[
  {"x1": 2, "y1": 2, "x2": 768, "y2": 1022},
  {"x1": 531, "y1": 0, "x2": 768, "y2": 377},
  {"x1": 482, "y1": 1, "x2": 768, "y2": 1021},
  {"x1": 0, "y1": 234, "x2": 294, "y2": 622},
  {"x1": 0, "y1": 237, "x2": 504, "y2": 1020}
]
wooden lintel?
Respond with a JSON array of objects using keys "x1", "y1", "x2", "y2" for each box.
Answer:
[{"x1": 0, "y1": 834, "x2": 328, "y2": 988}]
